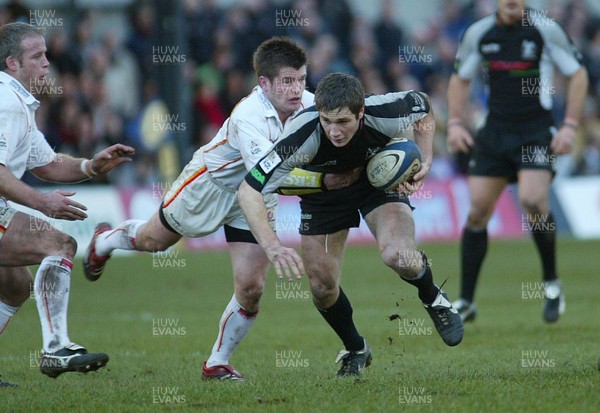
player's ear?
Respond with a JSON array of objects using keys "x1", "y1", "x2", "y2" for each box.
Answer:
[
  {"x1": 258, "y1": 75, "x2": 270, "y2": 92},
  {"x1": 5, "y1": 55, "x2": 20, "y2": 72},
  {"x1": 357, "y1": 106, "x2": 365, "y2": 120}
]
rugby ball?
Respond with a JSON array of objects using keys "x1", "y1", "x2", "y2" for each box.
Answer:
[{"x1": 367, "y1": 139, "x2": 422, "y2": 190}]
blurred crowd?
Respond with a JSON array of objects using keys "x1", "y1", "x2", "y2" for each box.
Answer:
[{"x1": 1, "y1": 0, "x2": 600, "y2": 186}]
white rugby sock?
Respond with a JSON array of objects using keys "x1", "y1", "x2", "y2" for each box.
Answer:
[
  {"x1": 96, "y1": 220, "x2": 144, "y2": 256},
  {"x1": 206, "y1": 295, "x2": 257, "y2": 367},
  {"x1": 0, "y1": 300, "x2": 19, "y2": 336},
  {"x1": 34, "y1": 256, "x2": 73, "y2": 352}
]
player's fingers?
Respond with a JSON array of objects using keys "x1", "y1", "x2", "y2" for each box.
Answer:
[
  {"x1": 272, "y1": 260, "x2": 284, "y2": 279},
  {"x1": 66, "y1": 205, "x2": 87, "y2": 219},
  {"x1": 64, "y1": 198, "x2": 87, "y2": 211},
  {"x1": 112, "y1": 143, "x2": 136, "y2": 154},
  {"x1": 280, "y1": 257, "x2": 295, "y2": 281},
  {"x1": 456, "y1": 137, "x2": 470, "y2": 153},
  {"x1": 58, "y1": 208, "x2": 86, "y2": 221}
]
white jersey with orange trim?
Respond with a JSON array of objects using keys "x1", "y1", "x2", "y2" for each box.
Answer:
[
  {"x1": 160, "y1": 86, "x2": 313, "y2": 237},
  {"x1": 202, "y1": 86, "x2": 314, "y2": 189},
  {"x1": 0, "y1": 71, "x2": 56, "y2": 180}
]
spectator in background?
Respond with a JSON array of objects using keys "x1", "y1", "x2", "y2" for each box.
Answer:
[
  {"x1": 46, "y1": 29, "x2": 82, "y2": 76},
  {"x1": 102, "y1": 32, "x2": 140, "y2": 121},
  {"x1": 185, "y1": 0, "x2": 221, "y2": 66},
  {"x1": 126, "y1": 1, "x2": 156, "y2": 96},
  {"x1": 374, "y1": 0, "x2": 404, "y2": 76},
  {"x1": 3, "y1": 0, "x2": 599, "y2": 185}
]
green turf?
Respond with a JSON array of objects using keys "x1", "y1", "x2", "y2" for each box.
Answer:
[{"x1": 2, "y1": 239, "x2": 599, "y2": 412}]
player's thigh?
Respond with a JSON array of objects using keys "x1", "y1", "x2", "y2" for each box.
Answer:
[
  {"x1": 301, "y1": 230, "x2": 348, "y2": 289},
  {"x1": 0, "y1": 266, "x2": 33, "y2": 306},
  {"x1": 364, "y1": 201, "x2": 416, "y2": 253},
  {"x1": 517, "y1": 169, "x2": 552, "y2": 213},
  {"x1": 0, "y1": 211, "x2": 75, "y2": 266},
  {"x1": 136, "y1": 211, "x2": 182, "y2": 251},
  {"x1": 466, "y1": 176, "x2": 508, "y2": 227}
]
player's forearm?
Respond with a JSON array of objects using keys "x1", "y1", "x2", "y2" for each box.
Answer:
[
  {"x1": 447, "y1": 74, "x2": 471, "y2": 123},
  {"x1": 238, "y1": 181, "x2": 282, "y2": 250},
  {"x1": 413, "y1": 112, "x2": 435, "y2": 168},
  {"x1": 0, "y1": 165, "x2": 46, "y2": 211},
  {"x1": 31, "y1": 154, "x2": 94, "y2": 183},
  {"x1": 563, "y1": 67, "x2": 589, "y2": 126}
]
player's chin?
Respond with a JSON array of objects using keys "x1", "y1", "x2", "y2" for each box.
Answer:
[{"x1": 287, "y1": 99, "x2": 301, "y2": 110}]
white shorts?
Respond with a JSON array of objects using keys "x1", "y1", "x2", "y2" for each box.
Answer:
[
  {"x1": 0, "y1": 198, "x2": 17, "y2": 241},
  {"x1": 160, "y1": 153, "x2": 277, "y2": 238}
]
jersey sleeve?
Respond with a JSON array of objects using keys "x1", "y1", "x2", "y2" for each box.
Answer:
[
  {"x1": 537, "y1": 19, "x2": 583, "y2": 76},
  {"x1": 26, "y1": 130, "x2": 56, "y2": 169},
  {"x1": 0, "y1": 101, "x2": 24, "y2": 167},
  {"x1": 363, "y1": 91, "x2": 430, "y2": 138},
  {"x1": 454, "y1": 20, "x2": 486, "y2": 79},
  {"x1": 245, "y1": 112, "x2": 320, "y2": 194},
  {"x1": 230, "y1": 116, "x2": 276, "y2": 172}
]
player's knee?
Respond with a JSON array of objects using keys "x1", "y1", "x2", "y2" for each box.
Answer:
[
  {"x1": 381, "y1": 243, "x2": 416, "y2": 270},
  {"x1": 50, "y1": 232, "x2": 77, "y2": 259},
  {"x1": 311, "y1": 282, "x2": 338, "y2": 306},
  {"x1": 236, "y1": 280, "x2": 265, "y2": 305},
  {"x1": 520, "y1": 197, "x2": 545, "y2": 215},
  {"x1": 466, "y1": 208, "x2": 489, "y2": 228}
]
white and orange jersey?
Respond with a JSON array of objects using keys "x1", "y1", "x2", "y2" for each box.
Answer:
[
  {"x1": 201, "y1": 86, "x2": 314, "y2": 189},
  {"x1": 0, "y1": 72, "x2": 56, "y2": 180}
]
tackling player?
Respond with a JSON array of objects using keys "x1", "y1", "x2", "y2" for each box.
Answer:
[{"x1": 83, "y1": 37, "x2": 356, "y2": 380}]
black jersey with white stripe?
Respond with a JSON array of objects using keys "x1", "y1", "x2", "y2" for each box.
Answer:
[
  {"x1": 245, "y1": 91, "x2": 429, "y2": 194},
  {"x1": 454, "y1": 9, "x2": 582, "y2": 122}
]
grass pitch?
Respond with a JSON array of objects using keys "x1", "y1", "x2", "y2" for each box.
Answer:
[{"x1": 2, "y1": 239, "x2": 599, "y2": 412}]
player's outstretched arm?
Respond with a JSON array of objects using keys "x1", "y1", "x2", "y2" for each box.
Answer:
[
  {"x1": 238, "y1": 180, "x2": 304, "y2": 280},
  {"x1": 0, "y1": 164, "x2": 87, "y2": 220},
  {"x1": 32, "y1": 144, "x2": 135, "y2": 183}
]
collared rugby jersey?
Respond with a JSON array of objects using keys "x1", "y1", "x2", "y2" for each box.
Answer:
[
  {"x1": 0, "y1": 72, "x2": 56, "y2": 179},
  {"x1": 245, "y1": 91, "x2": 429, "y2": 194},
  {"x1": 454, "y1": 9, "x2": 582, "y2": 122},
  {"x1": 201, "y1": 86, "x2": 314, "y2": 188}
]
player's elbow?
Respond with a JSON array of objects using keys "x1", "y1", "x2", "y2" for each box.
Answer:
[{"x1": 570, "y1": 66, "x2": 589, "y2": 89}]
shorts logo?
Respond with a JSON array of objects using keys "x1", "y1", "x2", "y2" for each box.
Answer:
[{"x1": 168, "y1": 213, "x2": 182, "y2": 228}]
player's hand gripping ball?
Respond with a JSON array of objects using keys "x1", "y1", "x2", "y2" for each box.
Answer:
[{"x1": 367, "y1": 138, "x2": 422, "y2": 191}]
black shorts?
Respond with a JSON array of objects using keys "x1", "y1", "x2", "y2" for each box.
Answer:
[
  {"x1": 158, "y1": 202, "x2": 258, "y2": 244},
  {"x1": 298, "y1": 175, "x2": 411, "y2": 235},
  {"x1": 468, "y1": 116, "x2": 556, "y2": 183}
]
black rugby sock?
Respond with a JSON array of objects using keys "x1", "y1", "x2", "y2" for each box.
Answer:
[
  {"x1": 317, "y1": 288, "x2": 364, "y2": 352},
  {"x1": 530, "y1": 213, "x2": 557, "y2": 281},
  {"x1": 401, "y1": 255, "x2": 439, "y2": 304},
  {"x1": 461, "y1": 227, "x2": 488, "y2": 303}
]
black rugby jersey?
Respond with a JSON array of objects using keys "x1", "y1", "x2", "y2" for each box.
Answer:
[
  {"x1": 245, "y1": 91, "x2": 429, "y2": 194},
  {"x1": 454, "y1": 9, "x2": 582, "y2": 122}
]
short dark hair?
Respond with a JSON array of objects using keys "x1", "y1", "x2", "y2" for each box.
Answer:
[
  {"x1": 252, "y1": 36, "x2": 307, "y2": 81},
  {"x1": 0, "y1": 22, "x2": 44, "y2": 71},
  {"x1": 315, "y1": 73, "x2": 365, "y2": 117}
]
